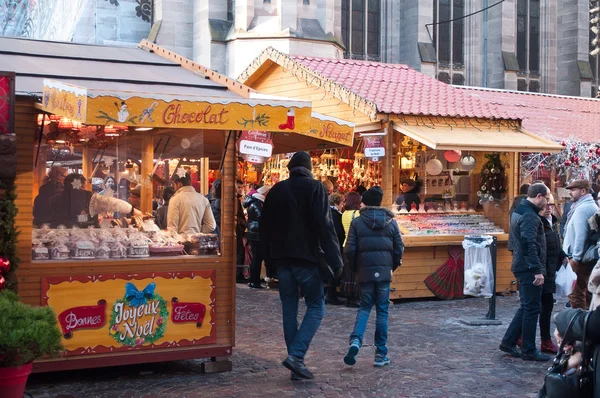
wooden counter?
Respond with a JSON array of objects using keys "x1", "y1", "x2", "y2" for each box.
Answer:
[{"x1": 391, "y1": 235, "x2": 513, "y2": 300}]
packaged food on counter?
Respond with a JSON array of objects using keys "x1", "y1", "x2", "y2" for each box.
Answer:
[
  {"x1": 186, "y1": 233, "x2": 219, "y2": 255},
  {"x1": 395, "y1": 213, "x2": 505, "y2": 236},
  {"x1": 29, "y1": 223, "x2": 216, "y2": 261}
]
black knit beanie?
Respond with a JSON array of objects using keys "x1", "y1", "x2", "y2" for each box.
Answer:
[
  {"x1": 287, "y1": 151, "x2": 312, "y2": 170},
  {"x1": 361, "y1": 186, "x2": 384, "y2": 207}
]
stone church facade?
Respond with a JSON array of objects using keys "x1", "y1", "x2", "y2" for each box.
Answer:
[
  {"x1": 2, "y1": 0, "x2": 597, "y2": 97},
  {"x1": 154, "y1": 0, "x2": 597, "y2": 98}
]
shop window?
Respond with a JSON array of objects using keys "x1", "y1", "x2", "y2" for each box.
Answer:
[
  {"x1": 303, "y1": 0, "x2": 310, "y2": 4},
  {"x1": 341, "y1": 0, "x2": 381, "y2": 61},
  {"x1": 32, "y1": 122, "x2": 222, "y2": 261},
  {"x1": 432, "y1": 0, "x2": 464, "y2": 67},
  {"x1": 516, "y1": 0, "x2": 540, "y2": 74}
]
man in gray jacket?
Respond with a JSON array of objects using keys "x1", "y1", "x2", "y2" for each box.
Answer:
[
  {"x1": 500, "y1": 183, "x2": 550, "y2": 361},
  {"x1": 563, "y1": 179, "x2": 599, "y2": 309}
]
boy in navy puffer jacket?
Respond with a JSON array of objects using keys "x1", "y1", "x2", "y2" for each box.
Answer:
[{"x1": 343, "y1": 186, "x2": 404, "y2": 367}]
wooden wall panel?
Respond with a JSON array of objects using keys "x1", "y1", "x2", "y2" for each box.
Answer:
[{"x1": 250, "y1": 65, "x2": 375, "y2": 126}]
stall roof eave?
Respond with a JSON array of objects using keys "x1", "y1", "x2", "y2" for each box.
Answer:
[
  {"x1": 393, "y1": 124, "x2": 564, "y2": 153},
  {"x1": 16, "y1": 76, "x2": 241, "y2": 99}
]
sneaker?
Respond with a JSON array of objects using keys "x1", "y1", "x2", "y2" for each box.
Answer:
[
  {"x1": 248, "y1": 283, "x2": 267, "y2": 289},
  {"x1": 343, "y1": 340, "x2": 360, "y2": 366},
  {"x1": 282, "y1": 356, "x2": 314, "y2": 379},
  {"x1": 522, "y1": 351, "x2": 551, "y2": 361},
  {"x1": 373, "y1": 354, "x2": 391, "y2": 367},
  {"x1": 540, "y1": 339, "x2": 558, "y2": 354}
]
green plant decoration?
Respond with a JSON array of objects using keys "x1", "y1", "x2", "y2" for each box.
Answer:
[
  {"x1": 0, "y1": 177, "x2": 19, "y2": 291},
  {"x1": 0, "y1": 290, "x2": 64, "y2": 367}
]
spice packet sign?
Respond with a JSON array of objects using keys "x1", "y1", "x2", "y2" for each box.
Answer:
[
  {"x1": 42, "y1": 271, "x2": 216, "y2": 356},
  {"x1": 364, "y1": 136, "x2": 385, "y2": 162},
  {"x1": 237, "y1": 130, "x2": 273, "y2": 164}
]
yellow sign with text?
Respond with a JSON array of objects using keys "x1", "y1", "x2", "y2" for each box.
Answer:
[
  {"x1": 308, "y1": 113, "x2": 355, "y2": 147},
  {"x1": 42, "y1": 271, "x2": 215, "y2": 356},
  {"x1": 84, "y1": 94, "x2": 312, "y2": 133},
  {"x1": 41, "y1": 79, "x2": 87, "y2": 122}
]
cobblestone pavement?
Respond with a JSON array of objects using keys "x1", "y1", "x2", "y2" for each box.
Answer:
[{"x1": 27, "y1": 286, "x2": 556, "y2": 398}]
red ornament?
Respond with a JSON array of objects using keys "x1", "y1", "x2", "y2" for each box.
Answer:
[
  {"x1": 596, "y1": 148, "x2": 600, "y2": 156},
  {"x1": 0, "y1": 257, "x2": 8, "y2": 274},
  {"x1": 561, "y1": 141, "x2": 567, "y2": 146},
  {"x1": 593, "y1": 164, "x2": 598, "y2": 170},
  {"x1": 565, "y1": 160, "x2": 572, "y2": 166},
  {"x1": 0, "y1": 275, "x2": 5, "y2": 290},
  {"x1": 571, "y1": 145, "x2": 577, "y2": 152}
]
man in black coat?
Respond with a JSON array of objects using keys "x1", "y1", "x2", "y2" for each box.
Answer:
[
  {"x1": 500, "y1": 183, "x2": 550, "y2": 361},
  {"x1": 260, "y1": 151, "x2": 343, "y2": 380},
  {"x1": 343, "y1": 186, "x2": 404, "y2": 367}
]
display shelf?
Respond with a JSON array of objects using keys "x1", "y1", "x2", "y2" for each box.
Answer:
[{"x1": 395, "y1": 212, "x2": 506, "y2": 237}]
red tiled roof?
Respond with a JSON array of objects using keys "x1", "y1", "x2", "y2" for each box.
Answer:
[
  {"x1": 290, "y1": 57, "x2": 515, "y2": 120},
  {"x1": 458, "y1": 87, "x2": 600, "y2": 143}
]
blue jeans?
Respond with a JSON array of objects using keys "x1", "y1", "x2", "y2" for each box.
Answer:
[
  {"x1": 350, "y1": 281, "x2": 390, "y2": 355},
  {"x1": 277, "y1": 265, "x2": 324, "y2": 360},
  {"x1": 501, "y1": 272, "x2": 542, "y2": 356}
]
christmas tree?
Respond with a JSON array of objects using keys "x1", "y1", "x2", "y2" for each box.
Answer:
[{"x1": 478, "y1": 153, "x2": 507, "y2": 202}]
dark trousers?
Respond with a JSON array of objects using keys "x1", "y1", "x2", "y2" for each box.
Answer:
[
  {"x1": 539, "y1": 292, "x2": 554, "y2": 340},
  {"x1": 278, "y1": 266, "x2": 324, "y2": 360},
  {"x1": 501, "y1": 272, "x2": 542, "y2": 356},
  {"x1": 249, "y1": 241, "x2": 263, "y2": 285},
  {"x1": 236, "y1": 230, "x2": 245, "y2": 266}
]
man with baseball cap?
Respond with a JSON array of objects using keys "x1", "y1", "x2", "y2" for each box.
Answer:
[{"x1": 562, "y1": 179, "x2": 598, "y2": 309}]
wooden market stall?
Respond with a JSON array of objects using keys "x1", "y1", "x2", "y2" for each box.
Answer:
[
  {"x1": 1, "y1": 37, "x2": 354, "y2": 372},
  {"x1": 237, "y1": 47, "x2": 563, "y2": 300}
]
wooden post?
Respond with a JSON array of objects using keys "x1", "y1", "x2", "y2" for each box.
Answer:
[
  {"x1": 81, "y1": 146, "x2": 93, "y2": 182},
  {"x1": 33, "y1": 145, "x2": 47, "y2": 196},
  {"x1": 220, "y1": 130, "x2": 237, "y2": 345},
  {"x1": 141, "y1": 135, "x2": 154, "y2": 214},
  {"x1": 199, "y1": 157, "x2": 209, "y2": 195},
  {"x1": 382, "y1": 120, "x2": 393, "y2": 207},
  {"x1": 15, "y1": 99, "x2": 37, "y2": 269}
]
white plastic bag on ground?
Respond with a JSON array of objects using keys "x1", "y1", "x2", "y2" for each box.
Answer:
[
  {"x1": 555, "y1": 264, "x2": 577, "y2": 298},
  {"x1": 462, "y1": 236, "x2": 494, "y2": 298}
]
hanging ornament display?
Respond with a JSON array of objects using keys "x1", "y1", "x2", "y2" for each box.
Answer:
[
  {"x1": 0, "y1": 257, "x2": 9, "y2": 274},
  {"x1": 478, "y1": 153, "x2": 507, "y2": 200},
  {"x1": 444, "y1": 150, "x2": 462, "y2": 163},
  {"x1": 425, "y1": 157, "x2": 443, "y2": 176},
  {"x1": 521, "y1": 137, "x2": 600, "y2": 181},
  {"x1": 460, "y1": 154, "x2": 477, "y2": 171}
]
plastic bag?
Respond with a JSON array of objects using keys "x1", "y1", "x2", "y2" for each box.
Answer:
[
  {"x1": 462, "y1": 236, "x2": 494, "y2": 298},
  {"x1": 555, "y1": 264, "x2": 577, "y2": 298}
]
